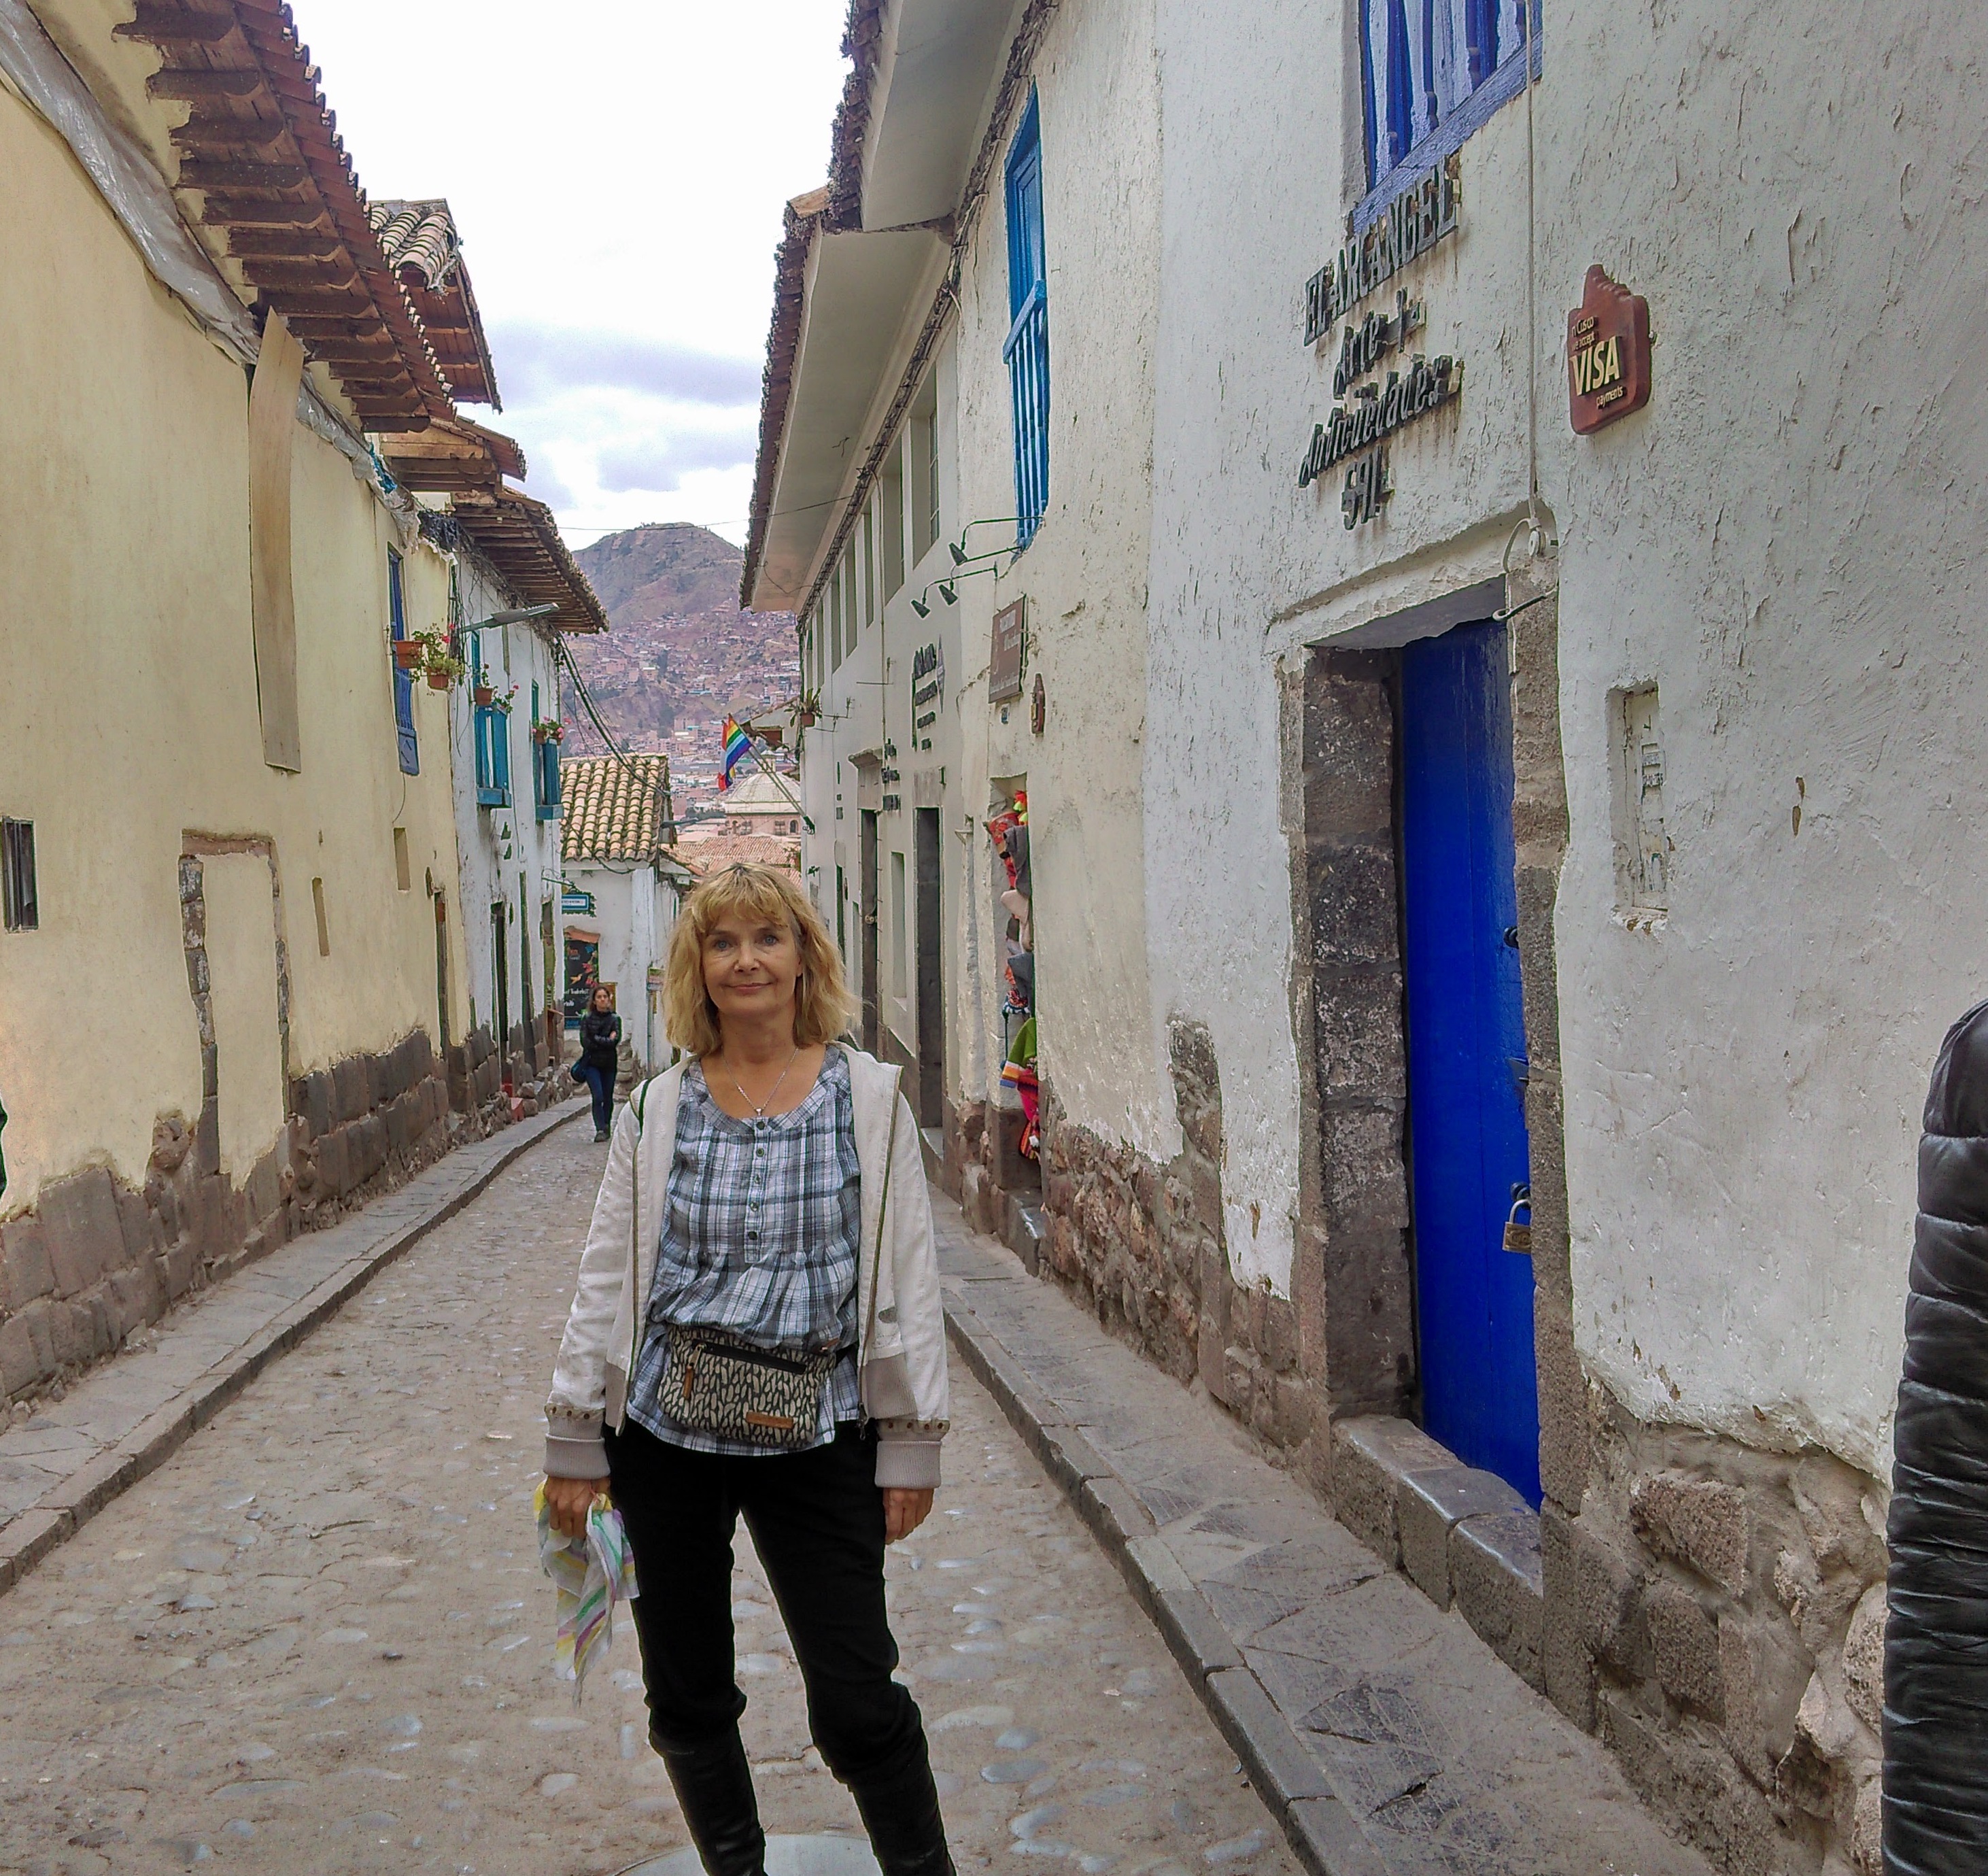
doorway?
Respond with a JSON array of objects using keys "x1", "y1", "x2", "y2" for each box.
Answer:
[
  {"x1": 491, "y1": 901, "x2": 510, "y2": 1062},
  {"x1": 860, "y1": 809, "x2": 880, "y2": 1055},
  {"x1": 1399, "y1": 619, "x2": 1540, "y2": 1504},
  {"x1": 914, "y1": 807, "x2": 944, "y2": 1129}
]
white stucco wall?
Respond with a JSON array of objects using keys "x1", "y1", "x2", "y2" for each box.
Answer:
[
  {"x1": 566, "y1": 861, "x2": 676, "y2": 1071},
  {"x1": 1530, "y1": 0, "x2": 1988, "y2": 1474},
  {"x1": 447, "y1": 552, "x2": 567, "y2": 1058},
  {"x1": 1146, "y1": 0, "x2": 1988, "y2": 1471},
  {"x1": 943, "y1": 0, "x2": 1168, "y2": 1152},
  {"x1": 1146, "y1": 0, "x2": 1537, "y2": 1294}
]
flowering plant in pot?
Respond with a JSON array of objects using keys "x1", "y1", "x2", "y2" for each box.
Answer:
[
  {"x1": 392, "y1": 637, "x2": 424, "y2": 670},
  {"x1": 411, "y1": 630, "x2": 462, "y2": 691},
  {"x1": 531, "y1": 717, "x2": 564, "y2": 744},
  {"x1": 492, "y1": 683, "x2": 519, "y2": 715}
]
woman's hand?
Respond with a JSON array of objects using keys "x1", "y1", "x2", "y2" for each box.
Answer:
[
  {"x1": 545, "y1": 1473, "x2": 600, "y2": 1541},
  {"x1": 882, "y1": 1487, "x2": 934, "y2": 1544}
]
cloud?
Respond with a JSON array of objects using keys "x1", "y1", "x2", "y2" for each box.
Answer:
[
  {"x1": 492, "y1": 322, "x2": 761, "y2": 409},
  {"x1": 595, "y1": 424, "x2": 758, "y2": 494}
]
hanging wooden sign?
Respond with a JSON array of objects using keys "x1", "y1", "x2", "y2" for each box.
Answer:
[
  {"x1": 1566, "y1": 265, "x2": 1651, "y2": 434},
  {"x1": 990, "y1": 600, "x2": 1025, "y2": 703}
]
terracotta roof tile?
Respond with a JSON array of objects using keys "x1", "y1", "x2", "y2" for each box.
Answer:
[
  {"x1": 668, "y1": 834, "x2": 802, "y2": 878},
  {"x1": 561, "y1": 755, "x2": 674, "y2": 863}
]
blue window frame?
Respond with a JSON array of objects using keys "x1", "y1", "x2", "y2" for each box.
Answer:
[
  {"x1": 1003, "y1": 88, "x2": 1049, "y2": 549},
  {"x1": 472, "y1": 637, "x2": 510, "y2": 808},
  {"x1": 1361, "y1": 0, "x2": 1535, "y2": 208},
  {"x1": 531, "y1": 681, "x2": 561, "y2": 821},
  {"x1": 388, "y1": 549, "x2": 417, "y2": 777}
]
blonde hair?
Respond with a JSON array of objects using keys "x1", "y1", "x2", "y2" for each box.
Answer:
[{"x1": 663, "y1": 864, "x2": 858, "y2": 1056}]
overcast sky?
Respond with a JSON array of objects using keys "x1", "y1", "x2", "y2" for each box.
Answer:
[{"x1": 301, "y1": 1, "x2": 850, "y2": 547}]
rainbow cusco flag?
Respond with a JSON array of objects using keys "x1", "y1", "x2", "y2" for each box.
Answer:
[{"x1": 719, "y1": 717, "x2": 751, "y2": 791}]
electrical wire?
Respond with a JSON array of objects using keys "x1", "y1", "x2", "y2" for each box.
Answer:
[{"x1": 551, "y1": 636, "x2": 680, "y2": 865}]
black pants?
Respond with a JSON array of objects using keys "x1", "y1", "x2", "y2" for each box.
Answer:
[
  {"x1": 572, "y1": 1059, "x2": 615, "y2": 1132},
  {"x1": 606, "y1": 1417, "x2": 935, "y2": 1793}
]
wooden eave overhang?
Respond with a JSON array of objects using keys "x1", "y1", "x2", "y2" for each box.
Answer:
[
  {"x1": 379, "y1": 415, "x2": 526, "y2": 496},
  {"x1": 118, "y1": 0, "x2": 453, "y2": 431},
  {"x1": 739, "y1": 188, "x2": 828, "y2": 610},
  {"x1": 451, "y1": 487, "x2": 611, "y2": 635}
]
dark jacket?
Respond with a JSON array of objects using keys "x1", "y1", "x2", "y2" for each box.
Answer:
[
  {"x1": 579, "y1": 1009, "x2": 622, "y2": 1070},
  {"x1": 1885, "y1": 999, "x2": 1988, "y2": 1873}
]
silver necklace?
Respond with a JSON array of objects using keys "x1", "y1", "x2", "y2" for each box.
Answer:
[{"x1": 723, "y1": 1044, "x2": 802, "y2": 1117}]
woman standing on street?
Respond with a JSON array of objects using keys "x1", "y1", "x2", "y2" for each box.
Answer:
[
  {"x1": 573, "y1": 984, "x2": 622, "y2": 1141},
  {"x1": 543, "y1": 863, "x2": 953, "y2": 1876}
]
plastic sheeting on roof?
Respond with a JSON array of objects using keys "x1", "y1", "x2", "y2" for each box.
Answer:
[{"x1": 0, "y1": 0, "x2": 258, "y2": 364}]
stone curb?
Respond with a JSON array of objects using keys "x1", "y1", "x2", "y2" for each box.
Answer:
[
  {"x1": 0, "y1": 1102, "x2": 584, "y2": 1600},
  {"x1": 941, "y1": 1298, "x2": 1405, "y2": 1876}
]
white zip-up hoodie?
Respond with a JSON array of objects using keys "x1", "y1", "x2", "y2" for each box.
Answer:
[{"x1": 543, "y1": 1044, "x2": 950, "y2": 1488}]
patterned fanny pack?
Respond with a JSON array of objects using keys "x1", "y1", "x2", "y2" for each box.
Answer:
[{"x1": 655, "y1": 1327, "x2": 841, "y2": 1450}]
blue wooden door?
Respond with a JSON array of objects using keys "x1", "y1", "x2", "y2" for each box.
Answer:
[{"x1": 1399, "y1": 619, "x2": 1539, "y2": 1504}]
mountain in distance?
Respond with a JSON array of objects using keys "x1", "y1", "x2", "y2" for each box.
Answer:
[{"x1": 562, "y1": 525, "x2": 799, "y2": 805}]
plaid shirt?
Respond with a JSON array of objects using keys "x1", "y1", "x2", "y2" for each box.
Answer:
[{"x1": 626, "y1": 1051, "x2": 862, "y2": 1456}]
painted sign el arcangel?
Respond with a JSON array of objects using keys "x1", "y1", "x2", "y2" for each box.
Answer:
[{"x1": 1297, "y1": 158, "x2": 1466, "y2": 529}]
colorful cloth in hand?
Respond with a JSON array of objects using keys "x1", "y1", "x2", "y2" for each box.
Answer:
[{"x1": 534, "y1": 1482, "x2": 639, "y2": 1702}]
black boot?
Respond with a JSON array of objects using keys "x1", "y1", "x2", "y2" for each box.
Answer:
[
  {"x1": 846, "y1": 1745, "x2": 955, "y2": 1876},
  {"x1": 654, "y1": 1726, "x2": 766, "y2": 1876}
]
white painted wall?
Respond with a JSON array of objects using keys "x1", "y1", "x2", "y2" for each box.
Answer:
[
  {"x1": 566, "y1": 859, "x2": 679, "y2": 1072},
  {"x1": 1531, "y1": 1, "x2": 1988, "y2": 1474},
  {"x1": 1145, "y1": 0, "x2": 1988, "y2": 1471},
  {"x1": 1146, "y1": 0, "x2": 1536, "y2": 1293},
  {"x1": 447, "y1": 550, "x2": 567, "y2": 1060},
  {"x1": 942, "y1": 0, "x2": 1167, "y2": 1149}
]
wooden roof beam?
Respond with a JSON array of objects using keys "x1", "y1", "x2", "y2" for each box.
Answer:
[
  {"x1": 227, "y1": 226, "x2": 345, "y2": 259},
  {"x1": 243, "y1": 261, "x2": 362, "y2": 294},
  {"x1": 177, "y1": 159, "x2": 310, "y2": 192},
  {"x1": 148, "y1": 69, "x2": 268, "y2": 101},
  {"x1": 116, "y1": 6, "x2": 240, "y2": 44},
  {"x1": 190, "y1": 197, "x2": 335, "y2": 228}
]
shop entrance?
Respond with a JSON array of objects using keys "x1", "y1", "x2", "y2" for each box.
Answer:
[
  {"x1": 860, "y1": 809, "x2": 880, "y2": 1056},
  {"x1": 490, "y1": 901, "x2": 510, "y2": 1062},
  {"x1": 1399, "y1": 619, "x2": 1540, "y2": 1504},
  {"x1": 914, "y1": 807, "x2": 944, "y2": 1129}
]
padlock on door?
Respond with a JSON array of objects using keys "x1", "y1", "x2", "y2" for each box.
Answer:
[{"x1": 1503, "y1": 1184, "x2": 1532, "y2": 1255}]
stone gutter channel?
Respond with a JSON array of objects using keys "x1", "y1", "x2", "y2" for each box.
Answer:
[
  {"x1": 933, "y1": 1195, "x2": 1715, "y2": 1876},
  {"x1": 0, "y1": 1100, "x2": 585, "y2": 1599}
]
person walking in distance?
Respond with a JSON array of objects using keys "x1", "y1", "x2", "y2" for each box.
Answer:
[
  {"x1": 543, "y1": 863, "x2": 953, "y2": 1876},
  {"x1": 573, "y1": 985, "x2": 621, "y2": 1141}
]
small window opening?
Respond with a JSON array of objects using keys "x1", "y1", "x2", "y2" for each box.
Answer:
[
  {"x1": 1611, "y1": 685, "x2": 1670, "y2": 916},
  {"x1": 1, "y1": 821, "x2": 38, "y2": 932},
  {"x1": 393, "y1": 827, "x2": 412, "y2": 892},
  {"x1": 311, "y1": 876, "x2": 332, "y2": 956}
]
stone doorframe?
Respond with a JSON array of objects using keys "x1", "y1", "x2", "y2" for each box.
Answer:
[
  {"x1": 179, "y1": 832, "x2": 296, "y2": 1183},
  {"x1": 1278, "y1": 547, "x2": 1578, "y2": 1512}
]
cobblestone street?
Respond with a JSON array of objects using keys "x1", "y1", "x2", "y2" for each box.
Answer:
[{"x1": 0, "y1": 1127, "x2": 1297, "y2": 1876}]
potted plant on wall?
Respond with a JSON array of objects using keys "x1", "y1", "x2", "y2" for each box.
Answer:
[
  {"x1": 531, "y1": 716, "x2": 564, "y2": 745},
  {"x1": 794, "y1": 689, "x2": 821, "y2": 730},
  {"x1": 392, "y1": 636, "x2": 424, "y2": 670},
  {"x1": 492, "y1": 683, "x2": 519, "y2": 715},
  {"x1": 411, "y1": 629, "x2": 463, "y2": 692}
]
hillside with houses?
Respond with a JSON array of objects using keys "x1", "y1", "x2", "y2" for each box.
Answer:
[{"x1": 563, "y1": 524, "x2": 799, "y2": 815}]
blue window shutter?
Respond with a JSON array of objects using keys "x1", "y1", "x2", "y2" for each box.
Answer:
[
  {"x1": 1003, "y1": 89, "x2": 1050, "y2": 548},
  {"x1": 388, "y1": 549, "x2": 418, "y2": 777},
  {"x1": 470, "y1": 634, "x2": 509, "y2": 806},
  {"x1": 1363, "y1": 0, "x2": 1532, "y2": 194}
]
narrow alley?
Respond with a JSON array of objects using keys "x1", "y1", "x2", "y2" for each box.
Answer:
[{"x1": 0, "y1": 1127, "x2": 1303, "y2": 1876}]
